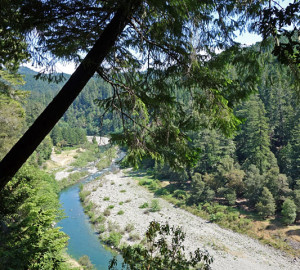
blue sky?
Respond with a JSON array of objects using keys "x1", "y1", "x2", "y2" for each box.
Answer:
[{"x1": 23, "y1": 0, "x2": 293, "y2": 74}]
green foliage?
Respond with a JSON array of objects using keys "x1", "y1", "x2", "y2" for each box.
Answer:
[
  {"x1": 173, "y1": 189, "x2": 187, "y2": 200},
  {"x1": 255, "y1": 187, "x2": 276, "y2": 218},
  {"x1": 106, "y1": 232, "x2": 122, "y2": 248},
  {"x1": 78, "y1": 255, "x2": 96, "y2": 270},
  {"x1": 281, "y1": 198, "x2": 297, "y2": 225},
  {"x1": 59, "y1": 171, "x2": 88, "y2": 190},
  {"x1": 103, "y1": 208, "x2": 111, "y2": 216},
  {"x1": 109, "y1": 221, "x2": 212, "y2": 270},
  {"x1": 79, "y1": 190, "x2": 91, "y2": 202},
  {"x1": 0, "y1": 84, "x2": 26, "y2": 160},
  {"x1": 190, "y1": 173, "x2": 215, "y2": 204},
  {"x1": 117, "y1": 210, "x2": 125, "y2": 215},
  {"x1": 235, "y1": 95, "x2": 275, "y2": 174},
  {"x1": 243, "y1": 165, "x2": 265, "y2": 205},
  {"x1": 150, "y1": 199, "x2": 161, "y2": 212},
  {"x1": 128, "y1": 233, "x2": 140, "y2": 241},
  {"x1": 70, "y1": 143, "x2": 101, "y2": 168},
  {"x1": 125, "y1": 223, "x2": 135, "y2": 233},
  {"x1": 95, "y1": 215, "x2": 106, "y2": 224},
  {"x1": 0, "y1": 165, "x2": 68, "y2": 269},
  {"x1": 139, "y1": 202, "x2": 149, "y2": 209},
  {"x1": 224, "y1": 190, "x2": 236, "y2": 206},
  {"x1": 294, "y1": 189, "x2": 300, "y2": 213}
]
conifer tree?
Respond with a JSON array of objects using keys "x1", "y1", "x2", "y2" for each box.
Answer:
[
  {"x1": 289, "y1": 122, "x2": 300, "y2": 180},
  {"x1": 281, "y1": 198, "x2": 297, "y2": 225},
  {"x1": 244, "y1": 165, "x2": 265, "y2": 205},
  {"x1": 235, "y1": 95, "x2": 275, "y2": 174},
  {"x1": 255, "y1": 187, "x2": 276, "y2": 218}
]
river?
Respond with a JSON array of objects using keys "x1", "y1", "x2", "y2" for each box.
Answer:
[{"x1": 57, "y1": 155, "x2": 124, "y2": 269}]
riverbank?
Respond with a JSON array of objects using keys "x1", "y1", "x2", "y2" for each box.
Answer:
[
  {"x1": 83, "y1": 169, "x2": 300, "y2": 270},
  {"x1": 44, "y1": 136, "x2": 114, "y2": 189}
]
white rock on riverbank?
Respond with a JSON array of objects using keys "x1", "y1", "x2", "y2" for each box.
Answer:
[
  {"x1": 86, "y1": 136, "x2": 109, "y2": 146},
  {"x1": 84, "y1": 170, "x2": 300, "y2": 270}
]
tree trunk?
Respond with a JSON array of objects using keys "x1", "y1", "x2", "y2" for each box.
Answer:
[{"x1": 0, "y1": 1, "x2": 141, "y2": 191}]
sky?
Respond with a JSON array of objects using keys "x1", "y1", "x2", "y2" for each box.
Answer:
[
  {"x1": 23, "y1": 32, "x2": 263, "y2": 75},
  {"x1": 23, "y1": 0, "x2": 292, "y2": 75}
]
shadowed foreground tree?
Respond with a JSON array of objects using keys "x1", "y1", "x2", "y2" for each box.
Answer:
[
  {"x1": 109, "y1": 221, "x2": 213, "y2": 270},
  {"x1": 0, "y1": 0, "x2": 300, "y2": 191}
]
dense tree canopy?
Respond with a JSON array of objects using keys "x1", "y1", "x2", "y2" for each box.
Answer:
[{"x1": 0, "y1": 0, "x2": 300, "y2": 190}]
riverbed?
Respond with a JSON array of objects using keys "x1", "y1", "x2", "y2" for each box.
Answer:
[{"x1": 56, "y1": 155, "x2": 123, "y2": 269}]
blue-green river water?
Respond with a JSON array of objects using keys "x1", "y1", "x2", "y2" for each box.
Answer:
[{"x1": 57, "y1": 163, "x2": 122, "y2": 269}]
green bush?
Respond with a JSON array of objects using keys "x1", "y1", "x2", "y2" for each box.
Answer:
[
  {"x1": 129, "y1": 233, "x2": 140, "y2": 241},
  {"x1": 173, "y1": 189, "x2": 187, "y2": 200},
  {"x1": 150, "y1": 199, "x2": 161, "y2": 212},
  {"x1": 139, "y1": 202, "x2": 149, "y2": 209},
  {"x1": 98, "y1": 224, "x2": 106, "y2": 234},
  {"x1": 79, "y1": 190, "x2": 91, "y2": 202},
  {"x1": 96, "y1": 215, "x2": 105, "y2": 224},
  {"x1": 106, "y1": 232, "x2": 122, "y2": 247},
  {"x1": 103, "y1": 197, "x2": 110, "y2": 201},
  {"x1": 155, "y1": 188, "x2": 170, "y2": 196},
  {"x1": 117, "y1": 210, "x2": 124, "y2": 215},
  {"x1": 85, "y1": 202, "x2": 94, "y2": 212},
  {"x1": 103, "y1": 208, "x2": 111, "y2": 216},
  {"x1": 78, "y1": 255, "x2": 95, "y2": 270},
  {"x1": 149, "y1": 180, "x2": 160, "y2": 191},
  {"x1": 125, "y1": 223, "x2": 135, "y2": 233},
  {"x1": 281, "y1": 198, "x2": 297, "y2": 225}
]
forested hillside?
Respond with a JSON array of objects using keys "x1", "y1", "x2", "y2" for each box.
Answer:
[
  {"x1": 1, "y1": 1, "x2": 300, "y2": 268},
  {"x1": 125, "y1": 50, "x2": 300, "y2": 226},
  {"x1": 0, "y1": 70, "x2": 71, "y2": 269},
  {"x1": 20, "y1": 67, "x2": 122, "y2": 136},
  {"x1": 17, "y1": 46, "x2": 300, "y2": 226}
]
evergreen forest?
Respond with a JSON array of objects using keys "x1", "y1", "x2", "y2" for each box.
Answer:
[{"x1": 1, "y1": 0, "x2": 300, "y2": 269}]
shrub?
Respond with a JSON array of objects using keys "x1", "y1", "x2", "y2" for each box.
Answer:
[
  {"x1": 108, "y1": 205, "x2": 114, "y2": 209},
  {"x1": 103, "y1": 208, "x2": 111, "y2": 216},
  {"x1": 98, "y1": 224, "x2": 105, "y2": 234},
  {"x1": 149, "y1": 181, "x2": 160, "y2": 191},
  {"x1": 109, "y1": 221, "x2": 212, "y2": 269},
  {"x1": 225, "y1": 190, "x2": 236, "y2": 206},
  {"x1": 103, "y1": 197, "x2": 110, "y2": 201},
  {"x1": 120, "y1": 189, "x2": 126, "y2": 193},
  {"x1": 139, "y1": 202, "x2": 149, "y2": 209},
  {"x1": 128, "y1": 233, "x2": 140, "y2": 241},
  {"x1": 119, "y1": 201, "x2": 124, "y2": 205},
  {"x1": 150, "y1": 199, "x2": 161, "y2": 212},
  {"x1": 255, "y1": 187, "x2": 276, "y2": 218},
  {"x1": 106, "y1": 232, "x2": 122, "y2": 247},
  {"x1": 117, "y1": 210, "x2": 124, "y2": 215},
  {"x1": 173, "y1": 190, "x2": 187, "y2": 200},
  {"x1": 108, "y1": 221, "x2": 120, "y2": 232},
  {"x1": 96, "y1": 215, "x2": 105, "y2": 223},
  {"x1": 78, "y1": 255, "x2": 95, "y2": 270},
  {"x1": 125, "y1": 223, "x2": 135, "y2": 233},
  {"x1": 79, "y1": 190, "x2": 91, "y2": 202},
  {"x1": 281, "y1": 198, "x2": 297, "y2": 225},
  {"x1": 85, "y1": 202, "x2": 94, "y2": 212}
]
